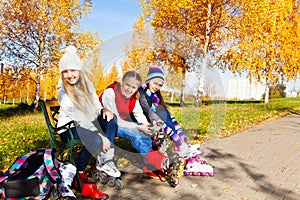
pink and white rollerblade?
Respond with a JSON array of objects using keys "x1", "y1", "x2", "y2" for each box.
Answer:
[
  {"x1": 182, "y1": 143, "x2": 204, "y2": 159},
  {"x1": 183, "y1": 156, "x2": 215, "y2": 176}
]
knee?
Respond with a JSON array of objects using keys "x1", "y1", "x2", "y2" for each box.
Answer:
[
  {"x1": 94, "y1": 136, "x2": 102, "y2": 147},
  {"x1": 108, "y1": 115, "x2": 118, "y2": 127},
  {"x1": 137, "y1": 136, "x2": 152, "y2": 146}
]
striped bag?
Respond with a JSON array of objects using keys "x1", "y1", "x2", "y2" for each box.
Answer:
[{"x1": 0, "y1": 148, "x2": 61, "y2": 199}]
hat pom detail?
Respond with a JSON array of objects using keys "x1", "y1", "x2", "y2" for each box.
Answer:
[
  {"x1": 63, "y1": 45, "x2": 77, "y2": 54},
  {"x1": 59, "y1": 45, "x2": 82, "y2": 73}
]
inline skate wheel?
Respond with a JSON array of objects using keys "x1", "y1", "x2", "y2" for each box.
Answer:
[
  {"x1": 100, "y1": 172, "x2": 109, "y2": 184},
  {"x1": 108, "y1": 176, "x2": 116, "y2": 187},
  {"x1": 115, "y1": 179, "x2": 124, "y2": 190},
  {"x1": 178, "y1": 156, "x2": 186, "y2": 166},
  {"x1": 199, "y1": 172, "x2": 207, "y2": 176},
  {"x1": 91, "y1": 170, "x2": 100, "y2": 181},
  {"x1": 192, "y1": 172, "x2": 199, "y2": 176},
  {"x1": 183, "y1": 171, "x2": 191, "y2": 176},
  {"x1": 208, "y1": 172, "x2": 215, "y2": 176},
  {"x1": 168, "y1": 177, "x2": 180, "y2": 187},
  {"x1": 92, "y1": 170, "x2": 109, "y2": 184}
]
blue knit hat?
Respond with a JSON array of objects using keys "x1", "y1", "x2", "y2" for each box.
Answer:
[{"x1": 145, "y1": 65, "x2": 165, "y2": 83}]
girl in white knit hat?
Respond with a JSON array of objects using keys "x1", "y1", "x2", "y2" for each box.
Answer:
[{"x1": 57, "y1": 45, "x2": 120, "y2": 199}]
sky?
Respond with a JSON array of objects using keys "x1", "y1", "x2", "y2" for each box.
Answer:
[
  {"x1": 80, "y1": 0, "x2": 141, "y2": 41},
  {"x1": 79, "y1": 1, "x2": 299, "y2": 94}
]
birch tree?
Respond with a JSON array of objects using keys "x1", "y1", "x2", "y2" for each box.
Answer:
[
  {"x1": 0, "y1": 0, "x2": 100, "y2": 108},
  {"x1": 225, "y1": 0, "x2": 300, "y2": 102},
  {"x1": 134, "y1": 0, "x2": 237, "y2": 105}
]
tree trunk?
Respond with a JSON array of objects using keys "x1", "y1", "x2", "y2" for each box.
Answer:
[
  {"x1": 195, "y1": 3, "x2": 211, "y2": 107},
  {"x1": 180, "y1": 70, "x2": 185, "y2": 106},
  {"x1": 171, "y1": 90, "x2": 174, "y2": 103},
  {"x1": 33, "y1": 75, "x2": 40, "y2": 110},
  {"x1": 264, "y1": 84, "x2": 269, "y2": 103}
]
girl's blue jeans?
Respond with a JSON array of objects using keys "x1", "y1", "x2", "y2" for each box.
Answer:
[
  {"x1": 117, "y1": 127, "x2": 152, "y2": 157},
  {"x1": 59, "y1": 114, "x2": 118, "y2": 171}
]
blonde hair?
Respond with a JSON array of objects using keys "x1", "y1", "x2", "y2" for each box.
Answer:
[{"x1": 62, "y1": 71, "x2": 98, "y2": 119}]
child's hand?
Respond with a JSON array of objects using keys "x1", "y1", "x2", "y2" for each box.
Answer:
[
  {"x1": 136, "y1": 124, "x2": 152, "y2": 135},
  {"x1": 102, "y1": 108, "x2": 114, "y2": 121},
  {"x1": 101, "y1": 135, "x2": 111, "y2": 152}
]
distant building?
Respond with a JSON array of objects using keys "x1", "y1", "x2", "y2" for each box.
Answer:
[
  {"x1": 285, "y1": 90, "x2": 298, "y2": 98},
  {"x1": 227, "y1": 78, "x2": 265, "y2": 100}
]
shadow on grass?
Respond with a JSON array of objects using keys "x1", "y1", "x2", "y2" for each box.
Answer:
[{"x1": 0, "y1": 103, "x2": 35, "y2": 119}]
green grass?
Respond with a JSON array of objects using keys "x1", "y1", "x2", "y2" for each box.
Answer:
[
  {"x1": 1, "y1": 97, "x2": 300, "y2": 171},
  {"x1": 0, "y1": 107, "x2": 49, "y2": 170},
  {"x1": 170, "y1": 97, "x2": 300, "y2": 141}
]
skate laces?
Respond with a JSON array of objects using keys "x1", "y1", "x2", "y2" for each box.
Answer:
[{"x1": 106, "y1": 161, "x2": 117, "y2": 169}]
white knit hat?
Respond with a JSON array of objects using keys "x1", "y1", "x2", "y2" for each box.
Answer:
[{"x1": 59, "y1": 45, "x2": 82, "y2": 73}]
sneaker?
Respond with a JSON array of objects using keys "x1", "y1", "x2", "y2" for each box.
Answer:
[{"x1": 97, "y1": 161, "x2": 121, "y2": 178}]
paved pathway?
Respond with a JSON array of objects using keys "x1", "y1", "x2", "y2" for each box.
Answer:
[{"x1": 98, "y1": 113, "x2": 300, "y2": 200}]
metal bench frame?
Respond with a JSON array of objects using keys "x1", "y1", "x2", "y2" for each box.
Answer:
[{"x1": 39, "y1": 99, "x2": 83, "y2": 190}]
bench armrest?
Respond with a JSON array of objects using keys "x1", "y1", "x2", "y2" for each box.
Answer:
[{"x1": 55, "y1": 121, "x2": 77, "y2": 132}]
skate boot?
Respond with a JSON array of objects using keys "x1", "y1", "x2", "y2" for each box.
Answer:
[
  {"x1": 149, "y1": 121, "x2": 170, "y2": 154},
  {"x1": 173, "y1": 142, "x2": 189, "y2": 157},
  {"x1": 163, "y1": 152, "x2": 186, "y2": 187},
  {"x1": 183, "y1": 156, "x2": 215, "y2": 176},
  {"x1": 144, "y1": 149, "x2": 186, "y2": 186},
  {"x1": 144, "y1": 150, "x2": 169, "y2": 181},
  {"x1": 92, "y1": 149, "x2": 124, "y2": 190},
  {"x1": 58, "y1": 163, "x2": 77, "y2": 199},
  {"x1": 183, "y1": 143, "x2": 204, "y2": 159},
  {"x1": 143, "y1": 165, "x2": 166, "y2": 181}
]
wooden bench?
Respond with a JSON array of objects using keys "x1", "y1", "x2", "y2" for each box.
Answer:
[
  {"x1": 39, "y1": 99, "x2": 84, "y2": 190},
  {"x1": 39, "y1": 99, "x2": 83, "y2": 164}
]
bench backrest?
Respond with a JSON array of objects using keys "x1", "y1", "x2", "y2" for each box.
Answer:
[{"x1": 39, "y1": 99, "x2": 62, "y2": 148}]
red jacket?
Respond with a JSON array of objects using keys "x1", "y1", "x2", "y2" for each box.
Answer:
[{"x1": 99, "y1": 82, "x2": 137, "y2": 121}]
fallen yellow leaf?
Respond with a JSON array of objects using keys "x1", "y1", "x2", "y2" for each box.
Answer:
[{"x1": 280, "y1": 167, "x2": 288, "y2": 172}]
